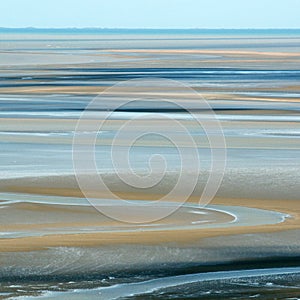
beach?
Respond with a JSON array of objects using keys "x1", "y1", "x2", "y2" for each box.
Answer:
[{"x1": 0, "y1": 29, "x2": 300, "y2": 299}]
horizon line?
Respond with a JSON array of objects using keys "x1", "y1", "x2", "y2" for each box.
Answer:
[{"x1": 1, "y1": 27, "x2": 300, "y2": 30}]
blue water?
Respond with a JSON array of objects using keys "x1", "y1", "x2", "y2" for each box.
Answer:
[{"x1": 1, "y1": 31, "x2": 300, "y2": 299}]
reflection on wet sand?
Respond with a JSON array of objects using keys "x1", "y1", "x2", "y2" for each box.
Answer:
[{"x1": 0, "y1": 30, "x2": 300, "y2": 299}]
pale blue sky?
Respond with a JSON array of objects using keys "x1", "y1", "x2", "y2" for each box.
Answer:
[{"x1": 1, "y1": 0, "x2": 300, "y2": 29}]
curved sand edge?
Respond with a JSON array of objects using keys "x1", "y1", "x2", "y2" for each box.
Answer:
[{"x1": 0, "y1": 195, "x2": 299, "y2": 253}]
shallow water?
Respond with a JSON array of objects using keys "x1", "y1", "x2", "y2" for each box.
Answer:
[
  {"x1": 2, "y1": 267, "x2": 299, "y2": 299},
  {"x1": 0, "y1": 30, "x2": 300, "y2": 299}
]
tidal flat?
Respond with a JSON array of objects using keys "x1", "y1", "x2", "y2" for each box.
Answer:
[{"x1": 0, "y1": 29, "x2": 300, "y2": 299}]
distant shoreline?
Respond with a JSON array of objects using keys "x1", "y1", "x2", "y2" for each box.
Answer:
[{"x1": 1, "y1": 27, "x2": 300, "y2": 35}]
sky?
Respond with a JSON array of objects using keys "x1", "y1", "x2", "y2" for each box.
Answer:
[{"x1": 1, "y1": 0, "x2": 300, "y2": 29}]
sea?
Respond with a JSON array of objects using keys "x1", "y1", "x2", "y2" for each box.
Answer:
[{"x1": 0, "y1": 28, "x2": 300, "y2": 299}]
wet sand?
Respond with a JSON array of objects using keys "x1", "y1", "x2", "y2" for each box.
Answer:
[
  {"x1": 1, "y1": 30, "x2": 300, "y2": 299},
  {"x1": 0, "y1": 192, "x2": 297, "y2": 253}
]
